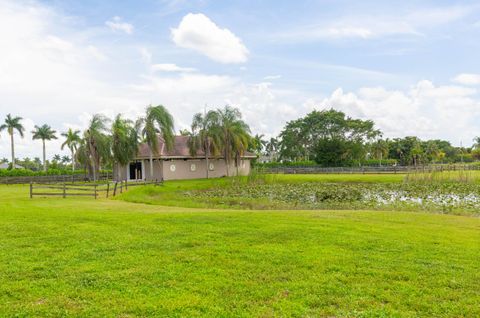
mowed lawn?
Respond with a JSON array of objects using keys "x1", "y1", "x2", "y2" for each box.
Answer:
[{"x1": 0, "y1": 184, "x2": 479, "y2": 317}]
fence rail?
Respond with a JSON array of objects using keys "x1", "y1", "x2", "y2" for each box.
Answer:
[
  {"x1": 260, "y1": 164, "x2": 480, "y2": 175},
  {"x1": 29, "y1": 179, "x2": 161, "y2": 199},
  {"x1": 0, "y1": 173, "x2": 112, "y2": 185}
]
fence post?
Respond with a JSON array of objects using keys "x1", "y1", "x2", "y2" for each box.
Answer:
[
  {"x1": 125, "y1": 180, "x2": 128, "y2": 191},
  {"x1": 106, "y1": 183, "x2": 110, "y2": 198},
  {"x1": 30, "y1": 182, "x2": 33, "y2": 199},
  {"x1": 120, "y1": 181, "x2": 123, "y2": 194},
  {"x1": 94, "y1": 184, "x2": 97, "y2": 199},
  {"x1": 63, "y1": 183, "x2": 66, "y2": 199},
  {"x1": 113, "y1": 182, "x2": 118, "y2": 197}
]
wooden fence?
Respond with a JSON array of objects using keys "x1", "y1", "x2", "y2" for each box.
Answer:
[
  {"x1": 260, "y1": 164, "x2": 480, "y2": 175},
  {"x1": 29, "y1": 180, "x2": 161, "y2": 199},
  {"x1": 0, "y1": 172, "x2": 112, "y2": 185}
]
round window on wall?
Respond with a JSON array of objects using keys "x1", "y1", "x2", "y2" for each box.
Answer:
[
  {"x1": 190, "y1": 163, "x2": 196, "y2": 172},
  {"x1": 209, "y1": 163, "x2": 215, "y2": 171},
  {"x1": 170, "y1": 164, "x2": 176, "y2": 172}
]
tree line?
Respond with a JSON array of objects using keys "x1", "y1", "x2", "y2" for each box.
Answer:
[
  {"x1": 0, "y1": 105, "x2": 252, "y2": 180},
  {"x1": 252, "y1": 109, "x2": 480, "y2": 167}
]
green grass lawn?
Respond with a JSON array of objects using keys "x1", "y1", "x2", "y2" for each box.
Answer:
[{"x1": 1, "y1": 183, "x2": 479, "y2": 317}]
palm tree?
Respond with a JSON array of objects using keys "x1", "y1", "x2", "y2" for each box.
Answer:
[
  {"x1": 61, "y1": 155, "x2": 70, "y2": 165},
  {"x1": 250, "y1": 134, "x2": 267, "y2": 156},
  {"x1": 473, "y1": 137, "x2": 480, "y2": 150},
  {"x1": 0, "y1": 114, "x2": 25, "y2": 169},
  {"x1": 111, "y1": 114, "x2": 140, "y2": 180},
  {"x1": 32, "y1": 124, "x2": 57, "y2": 172},
  {"x1": 371, "y1": 139, "x2": 389, "y2": 166},
  {"x1": 425, "y1": 141, "x2": 440, "y2": 163},
  {"x1": 187, "y1": 110, "x2": 222, "y2": 178},
  {"x1": 75, "y1": 138, "x2": 89, "y2": 177},
  {"x1": 61, "y1": 128, "x2": 81, "y2": 171},
  {"x1": 84, "y1": 114, "x2": 111, "y2": 181},
  {"x1": 141, "y1": 105, "x2": 175, "y2": 180},
  {"x1": 265, "y1": 137, "x2": 279, "y2": 162},
  {"x1": 217, "y1": 106, "x2": 251, "y2": 176}
]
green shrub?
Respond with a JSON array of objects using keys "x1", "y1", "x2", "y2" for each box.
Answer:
[
  {"x1": 0, "y1": 169, "x2": 112, "y2": 177},
  {"x1": 255, "y1": 161, "x2": 318, "y2": 168}
]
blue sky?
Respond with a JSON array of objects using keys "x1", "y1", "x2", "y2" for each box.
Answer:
[{"x1": 1, "y1": 0, "x2": 480, "y2": 159}]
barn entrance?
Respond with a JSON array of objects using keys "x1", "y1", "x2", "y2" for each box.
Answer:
[{"x1": 129, "y1": 161, "x2": 143, "y2": 180}]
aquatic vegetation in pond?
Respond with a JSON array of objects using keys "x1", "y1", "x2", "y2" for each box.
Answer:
[{"x1": 185, "y1": 182, "x2": 480, "y2": 214}]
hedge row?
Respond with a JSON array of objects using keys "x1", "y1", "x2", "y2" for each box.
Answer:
[
  {"x1": 256, "y1": 159, "x2": 398, "y2": 168},
  {"x1": 0, "y1": 169, "x2": 111, "y2": 177}
]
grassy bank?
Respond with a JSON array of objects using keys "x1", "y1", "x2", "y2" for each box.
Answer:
[{"x1": 0, "y1": 185, "x2": 479, "y2": 317}]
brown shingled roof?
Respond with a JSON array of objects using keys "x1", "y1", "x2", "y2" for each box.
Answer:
[{"x1": 136, "y1": 135, "x2": 256, "y2": 159}]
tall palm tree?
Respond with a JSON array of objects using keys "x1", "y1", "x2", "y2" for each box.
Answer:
[
  {"x1": 371, "y1": 139, "x2": 389, "y2": 166},
  {"x1": 0, "y1": 114, "x2": 25, "y2": 169},
  {"x1": 473, "y1": 137, "x2": 480, "y2": 150},
  {"x1": 32, "y1": 124, "x2": 57, "y2": 172},
  {"x1": 141, "y1": 105, "x2": 175, "y2": 180},
  {"x1": 250, "y1": 134, "x2": 266, "y2": 156},
  {"x1": 61, "y1": 128, "x2": 81, "y2": 171},
  {"x1": 187, "y1": 110, "x2": 222, "y2": 178},
  {"x1": 75, "y1": 138, "x2": 89, "y2": 176},
  {"x1": 217, "y1": 106, "x2": 251, "y2": 176},
  {"x1": 84, "y1": 114, "x2": 111, "y2": 181},
  {"x1": 265, "y1": 137, "x2": 279, "y2": 161},
  {"x1": 111, "y1": 114, "x2": 140, "y2": 180}
]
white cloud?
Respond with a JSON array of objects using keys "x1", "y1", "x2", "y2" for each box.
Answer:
[
  {"x1": 105, "y1": 16, "x2": 134, "y2": 34},
  {"x1": 139, "y1": 47, "x2": 152, "y2": 63},
  {"x1": 171, "y1": 13, "x2": 249, "y2": 63},
  {"x1": 452, "y1": 73, "x2": 480, "y2": 86},
  {"x1": 87, "y1": 45, "x2": 108, "y2": 61},
  {"x1": 279, "y1": 5, "x2": 474, "y2": 41},
  {"x1": 151, "y1": 63, "x2": 196, "y2": 72},
  {"x1": 263, "y1": 75, "x2": 282, "y2": 80},
  {"x1": 316, "y1": 81, "x2": 480, "y2": 143}
]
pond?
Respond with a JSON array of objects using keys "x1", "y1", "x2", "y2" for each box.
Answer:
[{"x1": 186, "y1": 182, "x2": 480, "y2": 215}]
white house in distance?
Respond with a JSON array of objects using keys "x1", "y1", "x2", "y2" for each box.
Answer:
[
  {"x1": 0, "y1": 163, "x2": 24, "y2": 169},
  {"x1": 115, "y1": 136, "x2": 256, "y2": 181}
]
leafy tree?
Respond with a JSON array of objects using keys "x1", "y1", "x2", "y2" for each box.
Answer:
[
  {"x1": 278, "y1": 118, "x2": 308, "y2": 161},
  {"x1": 32, "y1": 124, "x2": 57, "y2": 171},
  {"x1": 61, "y1": 128, "x2": 81, "y2": 171},
  {"x1": 141, "y1": 105, "x2": 175, "y2": 180},
  {"x1": 279, "y1": 109, "x2": 380, "y2": 166},
  {"x1": 0, "y1": 114, "x2": 25, "y2": 168},
  {"x1": 217, "y1": 106, "x2": 251, "y2": 176}
]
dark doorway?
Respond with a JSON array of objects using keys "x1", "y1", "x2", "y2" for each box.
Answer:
[{"x1": 129, "y1": 161, "x2": 142, "y2": 180}]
